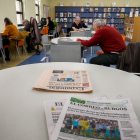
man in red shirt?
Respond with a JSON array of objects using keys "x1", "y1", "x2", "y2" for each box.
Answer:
[{"x1": 77, "y1": 19, "x2": 126, "y2": 67}]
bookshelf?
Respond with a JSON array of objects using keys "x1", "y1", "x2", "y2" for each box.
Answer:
[
  {"x1": 55, "y1": 6, "x2": 140, "y2": 36},
  {"x1": 124, "y1": 17, "x2": 140, "y2": 42}
]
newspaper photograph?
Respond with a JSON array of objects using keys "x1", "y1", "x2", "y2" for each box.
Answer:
[
  {"x1": 50, "y1": 97, "x2": 140, "y2": 140},
  {"x1": 33, "y1": 70, "x2": 93, "y2": 93}
]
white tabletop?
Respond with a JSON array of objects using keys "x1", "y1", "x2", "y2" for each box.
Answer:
[
  {"x1": 91, "y1": 31, "x2": 95, "y2": 34},
  {"x1": 0, "y1": 62, "x2": 140, "y2": 140},
  {"x1": 51, "y1": 37, "x2": 91, "y2": 44}
]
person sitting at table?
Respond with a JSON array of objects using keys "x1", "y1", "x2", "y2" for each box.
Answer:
[
  {"x1": 76, "y1": 19, "x2": 126, "y2": 67},
  {"x1": 1, "y1": 17, "x2": 18, "y2": 60},
  {"x1": 80, "y1": 19, "x2": 87, "y2": 28},
  {"x1": 71, "y1": 16, "x2": 84, "y2": 31},
  {"x1": 22, "y1": 19, "x2": 32, "y2": 53},
  {"x1": 47, "y1": 17, "x2": 54, "y2": 33}
]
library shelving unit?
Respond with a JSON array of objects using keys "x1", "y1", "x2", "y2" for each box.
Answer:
[
  {"x1": 124, "y1": 17, "x2": 140, "y2": 42},
  {"x1": 55, "y1": 6, "x2": 140, "y2": 36}
]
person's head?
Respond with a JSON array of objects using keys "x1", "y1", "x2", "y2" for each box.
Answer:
[
  {"x1": 81, "y1": 19, "x2": 85, "y2": 22},
  {"x1": 22, "y1": 19, "x2": 28, "y2": 26},
  {"x1": 74, "y1": 16, "x2": 80, "y2": 25},
  {"x1": 93, "y1": 19, "x2": 106, "y2": 32},
  {"x1": 3, "y1": 18, "x2": 13, "y2": 27},
  {"x1": 47, "y1": 17, "x2": 51, "y2": 21}
]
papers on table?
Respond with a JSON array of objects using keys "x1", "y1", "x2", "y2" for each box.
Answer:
[
  {"x1": 33, "y1": 69, "x2": 93, "y2": 93},
  {"x1": 44, "y1": 95, "x2": 140, "y2": 140}
]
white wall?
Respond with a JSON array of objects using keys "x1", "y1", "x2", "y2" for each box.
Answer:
[{"x1": 0, "y1": 0, "x2": 49, "y2": 31}]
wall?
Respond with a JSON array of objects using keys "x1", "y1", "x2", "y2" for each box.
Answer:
[
  {"x1": 0, "y1": 0, "x2": 49, "y2": 31},
  {"x1": 49, "y1": 0, "x2": 140, "y2": 19}
]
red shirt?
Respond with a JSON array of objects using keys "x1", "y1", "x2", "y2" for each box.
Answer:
[{"x1": 77, "y1": 25, "x2": 126, "y2": 53}]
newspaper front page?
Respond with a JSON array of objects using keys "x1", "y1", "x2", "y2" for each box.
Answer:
[
  {"x1": 33, "y1": 70, "x2": 93, "y2": 93},
  {"x1": 51, "y1": 97, "x2": 140, "y2": 140},
  {"x1": 44, "y1": 95, "x2": 125, "y2": 139}
]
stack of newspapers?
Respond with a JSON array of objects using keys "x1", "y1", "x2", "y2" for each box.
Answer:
[{"x1": 44, "y1": 95, "x2": 140, "y2": 140}]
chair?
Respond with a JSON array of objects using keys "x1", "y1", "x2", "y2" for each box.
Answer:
[
  {"x1": 0, "y1": 34, "x2": 7, "y2": 67},
  {"x1": 15, "y1": 39, "x2": 28, "y2": 62},
  {"x1": 41, "y1": 28, "x2": 46, "y2": 35},
  {"x1": 50, "y1": 44, "x2": 82, "y2": 62}
]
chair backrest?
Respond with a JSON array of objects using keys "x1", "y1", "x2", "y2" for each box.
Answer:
[
  {"x1": 42, "y1": 28, "x2": 46, "y2": 35},
  {"x1": 59, "y1": 25, "x2": 61, "y2": 32},
  {"x1": 122, "y1": 35, "x2": 126, "y2": 42},
  {"x1": 58, "y1": 40, "x2": 81, "y2": 45},
  {"x1": 45, "y1": 26, "x2": 49, "y2": 34},
  {"x1": 62, "y1": 29, "x2": 66, "y2": 37},
  {"x1": 50, "y1": 44, "x2": 81, "y2": 62},
  {"x1": 57, "y1": 26, "x2": 59, "y2": 32},
  {"x1": 0, "y1": 34, "x2": 3, "y2": 49},
  {"x1": 71, "y1": 31, "x2": 91, "y2": 37},
  {"x1": 42, "y1": 34, "x2": 50, "y2": 55}
]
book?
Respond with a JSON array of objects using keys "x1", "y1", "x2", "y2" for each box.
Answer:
[
  {"x1": 120, "y1": 14, "x2": 124, "y2": 18},
  {"x1": 108, "y1": 8, "x2": 111, "y2": 12},
  {"x1": 64, "y1": 13, "x2": 67, "y2": 17},
  {"x1": 94, "y1": 13, "x2": 97, "y2": 17},
  {"x1": 60, "y1": 18, "x2": 63, "y2": 22},
  {"x1": 81, "y1": 7, "x2": 84, "y2": 12},
  {"x1": 77, "y1": 13, "x2": 80, "y2": 16},
  {"x1": 116, "y1": 13, "x2": 120, "y2": 18},
  {"x1": 55, "y1": 18, "x2": 59, "y2": 22},
  {"x1": 121, "y1": 19, "x2": 124, "y2": 23},
  {"x1": 111, "y1": 24, "x2": 114, "y2": 27},
  {"x1": 107, "y1": 13, "x2": 111, "y2": 18},
  {"x1": 85, "y1": 19, "x2": 88, "y2": 23},
  {"x1": 86, "y1": 8, "x2": 89, "y2": 12},
  {"x1": 55, "y1": 13, "x2": 59, "y2": 17},
  {"x1": 94, "y1": 18, "x2": 96, "y2": 21},
  {"x1": 111, "y1": 18, "x2": 114, "y2": 23},
  {"x1": 104, "y1": 8, "x2": 107, "y2": 12},
  {"x1": 117, "y1": 8, "x2": 120, "y2": 12},
  {"x1": 89, "y1": 19, "x2": 93, "y2": 23},
  {"x1": 121, "y1": 8, "x2": 125, "y2": 12},
  {"x1": 103, "y1": 13, "x2": 107, "y2": 18},
  {"x1": 95, "y1": 8, "x2": 98, "y2": 12},
  {"x1": 60, "y1": 12, "x2": 63, "y2": 17},
  {"x1": 112, "y1": 8, "x2": 116, "y2": 12},
  {"x1": 98, "y1": 13, "x2": 102, "y2": 18},
  {"x1": 90, "y1": 8, "x2": 93, "y2": 12},
  {"x1": 68, "y1": 12, "x2": 72, "y2": 17},
  {"x1": 73, "y1": 13, "x2": 76, "y2": 17},
  {"x1": 64, "y1": 18, "x2": 67, "y2": 22},
  {"x1": 69, "y1": 18, "x2": 72, "y2": 22},
  {"x1": 131, "y1": 8, "x2": 134, "y2": 12}
]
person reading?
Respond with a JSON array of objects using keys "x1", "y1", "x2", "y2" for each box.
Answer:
[
  {"x1": 71, "y1": 16, "x2": 84, "y2": 31},
  {"x1": 76, "y1": 19, "x2": 126, "y2": 67}
]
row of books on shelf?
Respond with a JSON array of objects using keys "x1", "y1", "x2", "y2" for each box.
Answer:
[
  {"x1": 55, "y1": 18, "x2": 93, "y2": 23},
  {"x1": 124, "y1": 32, "x2": 133, "y2": 39},
  {"x1": 56, "y1": 12, "x2": 126, "y2": 18}
]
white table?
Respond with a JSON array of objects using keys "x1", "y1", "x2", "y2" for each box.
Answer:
[
  {"x1": 51, "y1": 37, "x2": 91, "y2": 44},
  {"x1": 0, "y1": 62, "x2": 140, "y2": 140},
  {"x1": 91, "y1": 30, "x2": 95, "y2": 35}
]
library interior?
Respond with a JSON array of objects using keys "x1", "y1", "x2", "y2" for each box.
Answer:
[{"x1": 0, "y1": 0, "x2": 140, "y2": 140}]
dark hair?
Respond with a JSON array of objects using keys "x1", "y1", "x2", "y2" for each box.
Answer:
[
  {"x1": 4, "y1": 18, "x2": 13, "y2": 26},
  {"x1": 47, "y1": 17, "x2": 51, "y2": 21}
]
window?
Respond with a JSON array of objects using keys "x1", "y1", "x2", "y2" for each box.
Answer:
[
  {"x1": 35, "y1": 1, "x2": 40, "y2": 24},
  {"x1": 15, "y1": 0, "x2": 24, "y2": 26}
]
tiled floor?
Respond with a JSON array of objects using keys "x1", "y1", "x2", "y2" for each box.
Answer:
[{"x1": 0, "y1": 40, "x2": 130, "y2": 69}]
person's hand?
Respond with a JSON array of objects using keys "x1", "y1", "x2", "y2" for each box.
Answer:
[
  {"x1": 72, "y1": 27, "x2": 75, "y2": 30},
  {"x1": 82, "y1": 27, "x2": 84, "y2": 30},
  {"x1": 79, "y1": 28, "x2": 82, "y2": 31},
  {"x1": 76, "y1": 38, "x2": 81, "y2": 41}
]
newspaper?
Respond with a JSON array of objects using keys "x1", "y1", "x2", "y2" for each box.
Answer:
[
  {"x1": 44, "y1": 95, "x2": 124, "y2": 139},
  {"x1": 50, "y1": 96, "x2": 140, "y2": 140},
  {"x1": 33, "y1": 70, "x2": 93, "y2": 93}
]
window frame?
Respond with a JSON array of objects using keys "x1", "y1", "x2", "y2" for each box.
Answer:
[
  {"x1": 16, "y1": 0, "x2": 24, "y2": 26},
  {"x1": 35, "y1": 3, "x2": 40, "y2": 24}
]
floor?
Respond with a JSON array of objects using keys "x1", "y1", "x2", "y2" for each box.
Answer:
[{"x1": 0, "y1": 40, "x2": 130, "y2": 70}]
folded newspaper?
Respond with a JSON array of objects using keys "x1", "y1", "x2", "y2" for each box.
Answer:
[
  {"x1": 33, "y1": 70, "x2": 93, "y2": 93},
  {"x1": 44, "y1": 96, "x2": 140, "y2": 140}
]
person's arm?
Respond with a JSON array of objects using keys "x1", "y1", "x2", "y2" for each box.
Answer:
[
  {"x1": 1, "y1": 26, "x2": 9, "y2": 36},
  {"x1": 76, "y1": 31, "x2": 102, "y2": 47}
]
